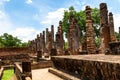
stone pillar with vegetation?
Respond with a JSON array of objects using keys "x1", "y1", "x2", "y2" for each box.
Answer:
[
  {"x1": 68, "y1": 14, "x2": 81, "y2": 55},
  {"x1": 85, "y1": 6, "x2": 96, "y2": 54},
  {"x1": 99, "y1": 3, "x2": 110, "y2": 54}
]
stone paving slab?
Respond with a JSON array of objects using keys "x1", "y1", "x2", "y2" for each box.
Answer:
[
  {"x1": 53, "y1": 54, "x2": 120, "y2": 64},
  {"x1": 49, "y1": 68, "x2": 80, "y2": 80},
  {"x1": 32, "y1": 68, "x2": 63, "y2": 80},
  {"x1": 10, "y1": 74, "x2": 17, "y2": 80}
]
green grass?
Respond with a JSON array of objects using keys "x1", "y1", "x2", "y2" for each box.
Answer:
[{"x1": 2, "y1": 69, "x2": 14, "y2": 80}]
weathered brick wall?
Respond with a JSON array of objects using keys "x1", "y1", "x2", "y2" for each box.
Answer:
[
  {"x1": 0, "y1": 47, "x2": 30, "y2": 65},
  {"x1": 109, "y1": 42, "x2": 120, "y2": 55},
  {"x1": 51, "y1": 55, "x2": 120, "y2": 80},
  {"x1": 31, "y1": 61, "x2": 53, "y2": 69},
  {"x1": 0, "y1": 47, "x2": 29, "y2": 56}
]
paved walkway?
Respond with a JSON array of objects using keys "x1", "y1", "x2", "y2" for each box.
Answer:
[
  {"x1": 10, "y1": 74, "x2": 17, "y2": 80},
  {"x1": 32, "y1": 68, "x2": 63, "y2": 80}
]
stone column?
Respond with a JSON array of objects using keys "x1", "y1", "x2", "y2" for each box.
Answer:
[
  {"x1": 42, "y1": 31, "x2": 45, "y2": 55},
  {"x1": 22, "y1": 61, "x2": 31, "y2": 73},
  {"x1": 59, "y1": 21, "x2": 64, "y2": 42},
  {"x1": 35, "y1": 38, "x2": 37, "y2": 52},
  {"x1": 68, "y1": 14, "x2": 81, "y2": 55},
  {"x1": 37, "y1": 51, "x2": 42, "y2": 61},
  {"x1": 45, "y1": 28, "x2": 52, "y2": 56},
  {"x1": 51, "y1": 25, "x2": 54, "y2": 48},
  {"x1": 32, "y1": 40, "x2": 36, "y2": 53},
  {"x1": 36, "y1": 34, "x2": 40, "y2": 51},
  {"x1": 119, "y1": 27, "x2": 120, "y2": 35},
  {"x1": 85, "y1": 6, "x2": 96, "y2": 54},
  {"x1": 50, "y1": 48, "x2": 57, "y2": 56},
  {"x1": 99, "y1": 3, "x2": 110, "y2": 54},
  {"x1": 119, "y1": 27, "x2": 120, "y2": 41},
  {"x1": 45, "y1": 28, "x2": 49, "y2": 54},
  {"x1": 109, "y1": 12, "x2": 116, "y2": 42},
  {"x1": 22, "y1": 61, "x2": 32, "y2": 80},
  {"x1": 46, "y1": 28, "x2": 49, "y2": 44},
  {"x1": 55, "y1": 21, "x2": 65, "y2": 55}
]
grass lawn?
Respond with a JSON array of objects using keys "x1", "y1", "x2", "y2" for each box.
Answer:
[{"x1": 2, "y1": 69, "x2": 14, "y2": 80}]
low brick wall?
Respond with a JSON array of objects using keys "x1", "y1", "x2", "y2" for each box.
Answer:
[
  {"x1": 31, "y1": 61, "x2": 53, "y2": 69},
  {"x1": 51, "y1": 55, "x2": 120, "y2": 80},
  {"x1": 0, "y1": 47, "x2": 29, "y2": 55},
  {"x1": 0, "y1": 54, "x2": 30, "y2": 66},
  {"x1": 109, "y1": 42, "x2": 120, "y2": 55}
]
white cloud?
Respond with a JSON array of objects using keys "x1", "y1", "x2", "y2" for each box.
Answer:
[
  {"x1": 41, "y1": 8, "x2": 67, "y2": 32},
  {"x1": 26, "y1": 0, "x2": 32, "y2": 4},
  {"x1": 0, "y1": 0, "x2": 12, "y2": 35},
  {"x1": 114, "y1": 13, "x2": 120, "y2": 32},
  {"x1": 0, "y1": 10, "x2": 13, "y2": 35},
  {"x1": 10, "y1": 27, "x2": 39, "y2": 42},
  {"x1": 41, "y1": 8, "x2": 66, "y2": 24}
]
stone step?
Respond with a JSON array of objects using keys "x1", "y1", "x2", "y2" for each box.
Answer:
[{"x1": 48, "y1": 68, "x2": 80, "y2": 80}]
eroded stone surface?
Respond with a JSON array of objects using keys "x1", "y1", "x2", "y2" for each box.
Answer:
[
  {"x1": 109, "y1": 12, "x2": 116, "y2": 42},
  {"x1": 51, "y1": 54, "x2": 120, "y2": 80},
  {"x1": 99, "y1": 3, "x2": 110, "y2": 54},
  {"x1": 85, "y1": 6, "x2": 96, "y2": 54}
]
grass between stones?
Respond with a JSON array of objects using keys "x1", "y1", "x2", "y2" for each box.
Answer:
[{"x1": 2, "y1": 69, "x2": 14, "y2": 80}]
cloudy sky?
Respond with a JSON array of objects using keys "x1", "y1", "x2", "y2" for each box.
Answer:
[{"x1": 0, "y1": 0, "x2": 120, "y2": 42}]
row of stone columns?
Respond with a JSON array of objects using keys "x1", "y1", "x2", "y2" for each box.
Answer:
[
  {"x1": 29, "y1": 21, "x2": 65, "y2": 59},
  {"x1": 29, "y1": 3, "x2": 119, "y2": 57}
]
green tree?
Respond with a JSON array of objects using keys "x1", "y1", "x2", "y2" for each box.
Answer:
[
  {"x1": 0, "y1": 33, "x2": 28, "y2": 47},
  {"x1": 62, "y1": 6, "x2": 100, "y2": 47},
  {"x1": 115, "y1": 32, "x2": 120, "y2": 41},
  {"x1": 62, "y1": 6, "x2": 100, "y2": 38},
  {"x1": 21, "y1": 42, "x2": 28, "y2": 47}
]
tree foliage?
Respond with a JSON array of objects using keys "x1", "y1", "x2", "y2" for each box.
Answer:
[
  {"x1": 62, "y1": 6, "x2": 100, "y2": 38},
  {"x1": 0, "y1": 33, "x2": 28, "y2": 47},
  {"x1": 115, "y1": 32, "x2": 120, "y2": 41}
]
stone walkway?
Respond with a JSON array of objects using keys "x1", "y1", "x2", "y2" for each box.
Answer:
[
  {"x1": 10, "y1": 74, "x2": 17, "y2": 80},
  {"x1": 32, "y1": 68, "x2": 63, "y2": 80}
]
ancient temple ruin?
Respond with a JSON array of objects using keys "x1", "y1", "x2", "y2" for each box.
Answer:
[{"x1": 0, "y1": 2, "x2": 120, "y2": 80}]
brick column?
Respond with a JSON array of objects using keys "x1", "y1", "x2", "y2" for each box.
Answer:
[
  {"x1": 42, "y1": 31, "x2": 45, "y2": 55},
  {"x1": 51, "y1": 25, "x2": 54, "y2": 48},
  {"x1": 85, "y1": 6, "x2": 96, "y2": 54},
  {"x1": 109, "y1": 12, "x2": 116, "y2": 42},
  {"x1": 99, "y1": 3, "x2": 110, "y2": 54}
]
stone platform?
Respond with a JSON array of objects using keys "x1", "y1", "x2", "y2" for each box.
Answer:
[
  {"x1": 49, "y1": 68, "x2": 80, "y2": 80},
  {"x1": 52, "y1": 54, "x2": 120, "y2": 63},
  {"x1": 51, "y1": 54, "x2": 120, "y2": 80},
  {"x1": 32, "y1": 68, "x2": 63, "y2": 80}
]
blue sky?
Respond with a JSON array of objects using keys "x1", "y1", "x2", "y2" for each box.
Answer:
[{"x1": 0, "y1": 0, "x2": 120, "y2": 42}]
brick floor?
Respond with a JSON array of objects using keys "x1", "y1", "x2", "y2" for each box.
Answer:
[{"x1": 32, "y1": 68, "x2": 63, "y2": 80}]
